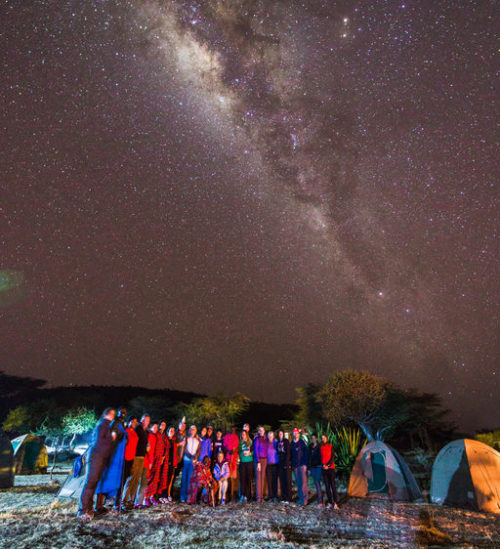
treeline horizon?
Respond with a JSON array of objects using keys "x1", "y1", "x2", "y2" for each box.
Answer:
[{"x1": 1, "y1": 371, "x2": 497, "y2": 450}]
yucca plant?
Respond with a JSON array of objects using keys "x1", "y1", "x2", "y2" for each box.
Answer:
[{"x1": 313, "y1": 422, "x2": 366, "y2": 474}]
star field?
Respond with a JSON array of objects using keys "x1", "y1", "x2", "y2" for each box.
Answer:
[{"x1": 1, "y1": 0, "x2": 498, "y2": 430}]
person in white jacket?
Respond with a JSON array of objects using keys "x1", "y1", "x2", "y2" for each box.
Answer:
[{"x1": 213, "y1": 450, "x2": 230, "y2": 505}]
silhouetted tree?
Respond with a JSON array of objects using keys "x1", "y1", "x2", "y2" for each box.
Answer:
[
  {"x1": 317, "y1": 370, "x2": 388, "y2": 441},
  {"x1": 294, "y1": 383, "x2": 323, "y2": 426},
  {"x1": 181, "y1": 393, "x2": 250, "y2": 432}
]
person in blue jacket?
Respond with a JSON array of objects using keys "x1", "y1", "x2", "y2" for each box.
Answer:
[{"x1": 290, "y1": 428, "x2": 309, "y2": 505}]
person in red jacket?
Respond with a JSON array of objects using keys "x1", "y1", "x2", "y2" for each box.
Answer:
[
  {"x1": 222, "y1": 427, "x2": 239, "y2": 501},
  {"x1": 157, "y1": 421, "x2": 170, "y2": 503},
  {"x1": 320, "y1": 434, "x2": 339, "y2": 509},
  {"x1": 143, "y1": 422, "x2": 163, "y2": 506},
  {"x1": 115, "y1": 416, "x2": 138, "y2": 510}
]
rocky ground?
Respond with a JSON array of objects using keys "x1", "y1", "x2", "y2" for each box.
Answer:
[{"x1": 0, "y1": 475, "x2": 498, "y2": 548}]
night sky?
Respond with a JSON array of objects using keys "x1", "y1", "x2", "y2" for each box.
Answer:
[{"x1": 1, "y1": 1, "x2": 498, "y2": 431}]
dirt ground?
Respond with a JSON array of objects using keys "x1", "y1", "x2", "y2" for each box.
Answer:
[{"x1": 0, "y1": 475, "x2": 498, "y2": 548}]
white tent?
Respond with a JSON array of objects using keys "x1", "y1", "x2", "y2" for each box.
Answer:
[
  {"x1": 431, "y1": 439, "x2": 500, "y2": 514},
  {"x1": 348, "y1": 440, "x2": 422, "y2": 501}
]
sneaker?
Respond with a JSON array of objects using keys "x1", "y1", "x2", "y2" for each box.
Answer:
[
  {"x1": 221, "y1": 499, "x2": 225, "y2": 505},
  {"x1": 168, "y1": 496, "x2": 172, "y2": 502},
  {"x1": 333, "y1": 503, "x2": 339, "y2": 510}
]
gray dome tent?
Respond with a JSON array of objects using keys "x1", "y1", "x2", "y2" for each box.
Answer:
[
  {"x1": 0, "y1": 432, "x2": 15, "y2": 488},
  {"x1": 348, "y1": 441, "x2": 422, "y2": 501},
  {"x1": 431, "y1": 439, "x2": 500, "y2": 514}
]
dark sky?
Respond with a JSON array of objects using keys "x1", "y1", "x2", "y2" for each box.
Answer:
[{"x1": 1, "y1": 0, "x2": 498, "y2": 431}]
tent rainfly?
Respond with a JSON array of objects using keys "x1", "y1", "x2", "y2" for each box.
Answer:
[
  {"x1": 431, "y1": 439, "x2": 500, "y2": 514},
  {"x1": 348, "y1": 440, "x2": 422, "y2": 501}
]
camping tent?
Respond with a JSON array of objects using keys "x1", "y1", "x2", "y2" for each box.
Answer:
[
  {"x1": 11, "y1": 434, "x2": 48, "y2": 474},
  {"x1": 431, "y1": 439, "x2": 500, "y2": 514},
  {"x1": 57, "y1": 448, "x2": 89, "y2": 499},
  {"x1": 0, "y1": 432, "x2": 15, "y2": 488},
  {"x1": 348, "y1": 440, "x2": 422, "y2": 501}
]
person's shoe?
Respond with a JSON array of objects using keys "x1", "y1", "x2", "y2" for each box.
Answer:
[
  {"x1": 77, "y1": 510, "x2": 94, "y2": 521},
  {"x1": 317, "y1": 502, "x2": 324, "y2": 507},
  {"x1": 221, "y1": 499, "x2": 225, "y2": 505},
  {"x1": 150, "y1": 497, "x2": 160, "y2": 506},
  {"x1": 333, "y1": 503, "x2": 339, "y2": 510},
  {"x1": 167, "y1": 496, "x2": 172, "y2": 502}
]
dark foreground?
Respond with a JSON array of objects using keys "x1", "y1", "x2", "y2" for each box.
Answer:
[{"x1": 0, "y1": 476, "x2": 498, "y2": 548}]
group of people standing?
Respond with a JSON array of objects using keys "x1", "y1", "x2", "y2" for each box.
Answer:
[{"x1": 77, "y1": 407, "x2": 339, "y2": 521}]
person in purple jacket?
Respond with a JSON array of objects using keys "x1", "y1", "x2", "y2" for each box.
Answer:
[
  {"x1": 253, "y1": 426, "x2": 268, "y2": 503},
  {"x1": 290, "y1": 428, "x2": 309, "y2": 505},
  {"x1": 199, "y1": 427, "x2": 212, "y2": 462},
  {"x1": 266, "y1": 430, "x2": 279, "y2": 502}
]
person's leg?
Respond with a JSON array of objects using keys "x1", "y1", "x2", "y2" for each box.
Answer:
[
  {"x1": 278, "y1": 465, "x2": 284, "y2": 500},
  {"x1": 300, "y1": 465, "x2": 308, "y2": 505},
  {"x1": 115, "y1": 458, "x2": 132, "y2": 509},
  {"x1": 272, "y1": 464, "x2": 278, "y2": 500},
  {"x1": 78, "y1": 456, "x2": 106, "y2": 515},
  {"x1": 220, "y1": 479, "x2": 228, "y2": 502},
  {"x1": 260, "y1": 458, "x2": 267, "y2": 502},
  {"x1": 266, "y1": 462, "x2": 274, "y2": 500},
  {"x1": 293, "y1": 467, "x2": 303, "y2": 504},
  {"x1": 167, "y1": 465, "x2": 176, "y2": 498},
  {"x1": 286, "y1": 467, "x2": 293, "y2": 501},
  {"x1": 123, "y1": 457, "x2": 143, "y2": 506},
  {"x1": 254, "y1": 463, "x2": 261, "y2": 501},
  {"x1": 322, "y1": 469, "x2": 333, "y2": 505},
  {"x1": 312, "y1": 467, "x2": 323, "y2": 504},
  {"x1": 135, "y1": 465, "x2": 149, "y2": 505},
  {"x1": 330, "y1": 469, "x2": 339, "y2": 505},
  {"x1": 239, "y1": 463, "x2": 246, "y2": 501},
  {"x1": 180, "y1": 457, "x2": 193, "y2": 502}
]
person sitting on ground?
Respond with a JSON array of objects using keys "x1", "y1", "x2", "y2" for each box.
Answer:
[
  {"x1": 77, "y1": 408, "x2": 116, "y2": 521},
  {"x1": 213, "y1": 450, "x2": 230, "y2": 505},
  {"x1": 187, "y1": 456, "x2": 216, "y2": 505}
]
